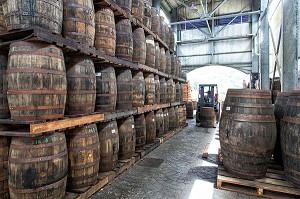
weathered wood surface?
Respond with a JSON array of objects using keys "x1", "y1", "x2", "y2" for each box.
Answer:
[
  {"x1": 145, "y1": 35, "x2": 155, "y2": 68},
  {"x1": 134, "y1": 114, "x2": 146, "y2": 150},
  {"x1": 144, "y1": 73, "x2": 155, "y2": 105},
  {"x1": 143, "y1": 0, "x2": 152, "y2": 30},
  {"x1": 145, "y1": 111, "x2": 156, "y2": 144},
  {"x1": 116, "y1": 69, "x2": 133, "y2": 110},
  {"x1": 116, "y1": 19, "x2": 133, "y2": 62},
  {"x1": 132, "y1": 71, "x2": 145, "y2": 107},
  {"x1": 132, "y1": 27, "x2": 146, "y2": 64}
]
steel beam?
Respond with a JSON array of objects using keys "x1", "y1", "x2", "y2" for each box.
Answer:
[
  {"x1": 251, "y1": 2, "x2": 259, "y2": 74},
  {"x1": 260, "y1": 1, "x2": 270, "y2": 90},
  {"x1": 282, "y1": 0, "x2": 299, "y2": 91},
  {"x1": 177, "y1": 34, "x2": 253, "y2": 44},
  {"x1": 178, "y1": 50, "x2": 251, "y2": 57},
  {"x1": 169, "y1": 11, "x2": 260, "y2": 25},
  {"x1": 209, "y1": 0, "x2": 228, "y2": 17}
]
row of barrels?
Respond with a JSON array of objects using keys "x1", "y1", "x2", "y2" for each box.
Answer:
[
  {"x1": 219, "y1": 89, "x2": 300, "y2": 189},
  {"x1": 0, "y1": 41, "x2": 183, "y2": 121},
  {"x1": 0, "y1": 0, "x2": 175, "y2": 54},
  {"x1": 0, "y1": 105, "x2": 186, "y2": 198}
]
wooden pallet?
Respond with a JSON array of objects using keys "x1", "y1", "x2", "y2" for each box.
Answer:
[
  {"x1": 217, "y1": 165, "x2": 300, "y2": 199},
  {"x1": 135, "y1": 140, "x2": 161, "y2": 160},
  {"x1": 65, "y1": 157, "x2": 136, "y2": 199}
]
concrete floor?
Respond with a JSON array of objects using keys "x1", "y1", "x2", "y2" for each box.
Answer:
[{"x1": 92, "y1": 119, "x2": 259, "y2": 199}]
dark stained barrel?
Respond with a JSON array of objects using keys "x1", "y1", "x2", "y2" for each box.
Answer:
[
  {"x1": 118, "y1": 116, "x2": 136, "y2": 160},
  {"x1": 159, "y1": 17, "x2": 166, "y2": 42},
  {"x1": 134, "y1": 114, "x2": 146, "y2": 150},
  {"x1": 163, "y1": 109, "x2": 169, "y2": 134},
  {"x1": 97, "y1": 120, "x2": 119, "y2": 172},
  {"x1": 7, "y1": 41, "x2": 66, "y2": 121},
  {"x1": 132, "y1": 71, "x2": 145, "y2": 107},
  {"x1": 169, "y1": 27, "x2": 175, "y2": 51},
  {"x1": 95, "y1": 8, "x2": 116, "y2": 56},
  {"x1": 179, "y1": 105, "x2": 186, "y2": 127},
  {"x1": 0, "y1": 137, "x2": 9, "y2": 198},
  {"x1": 281, "y1": 91, "x2": 300, "y2": 187},
  {"x1": 0, "y1": 53, "x2": 9, "y2": 119},
  {"x1": 132, "y1": 0, "x2": 144, "y2": 19},
  {"x1": 145, "y1": 111, "x2": 156, "y2": 144},
  {"x1": 3, "y1": 0, "x2": 63, "y2": 34},
  {"x1": 155, "y1": 109, "x2": 164, "y2": 138},
  {"x1": 116, "y1": 19, "x2": 133, "y2": 62},
  {"x1": 145, "y1": 35, "x2": 155, "y2": 68},
  {"x1": 175, "y1": 82, "x2": 181, "y2": 102},
  {"x1": 9, "y1": 132, "x2": 68, "y2": 198},
  {"x1": 171, "y1": 55, "x2": 177, "y2": 76},
  {"x1": 63, "y1": 0, "x2": 95, "y2": 46},
  {"x1": 220, "y1": 89, "x2": 276, "y2": 179},
  {"x1": 155, "y1": 42, "x2": 161, "y2": 70},
  {"x1": 151, "y1": 7, "x2": 160, "y2": 36},
  {"x1": 154, "y1": 75, "x2": 160, "y2": 104},
  {"x1": 165, "y1": 50, "x2": 171, "y2": 74},
  {"x1": 133, "y1": 27, "x2": 146, "y2": 64},
  {"x1": 116, "y1": 69, "x2": 133, "y2": 110},
  {"x1": 160, "y1": 48, "x2": 166, "y2": 72},
  {"x1": 168, "y1": 107, "x2": 176, "y2": 130},
  {"x1": 144, "y1": 73, "x2": 155, "y2": 105},
  {"x1": 0, "y1": 4, "x2": 6, "y2": 33},
  {"x1": 95, "y1": 66, "x2": 117, "y2": 112},
  {"x1": 117, "y1": 0, "x2": 132, "y2": 13},
  {"x1": 160, "y1": 78, "x2": 167, "y2": 104},
  {"x1": 66, "y1": 58, "x2": 96, "y2": 115},
  {"x1": 143, "y1": 1, "x2": 152, "y2": 30},
  {"x1": 273, "y1": 92, "x2": 290, "y2": 165},
  {"x1": 66, "y1": 124, "x2": 100, "y2": 189},
  {"x1": 185, "y1": 101, "x2": 194, "y2": 118}
]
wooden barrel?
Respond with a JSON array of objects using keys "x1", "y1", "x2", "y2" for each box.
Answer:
[
  {"x1": 172, "y1": 81, "x2": 176, "y2": 102},
  {"x1": 179, "y1": 105, "x2": 186, "y2": 127},
  {"x1": 0, "y1": 137, "x2": 9, "y2": 198},
  {"x1": 166, "y1": 79, "x2": 172, "y2": 103},
  {"x1": 145, "y1": 35, "x2": 155, "y2": 68},
  {"x1": 220, "y1": 89, "x2": 276, "y2": 179},
  {"x1": 175, "y1": 82, "x2": 181, "y2": 102},
  {"x1": 95, "y1": 66, "x2": 117, "y2": 112},
  {"x1": 0, "y1": 53, "x2": 9, "y2": 119},
  {"x1": 118, "y1": 116, "x2": 136, "y2": 160},
  {"x1": 168, "y1": 107, "x2": 176, "y2": 130},
  {"x1": 165, "y1": 24, "x2": 170, "y2": 47},
  {"x1": 160, "y1": 48, "x2": 166, "y2": 72},
  {"x1": 116, "y1": 0, "x2": 132, "y2": 13},
  {"x1": 116, "y1": 69, "x2": 133, "y2": 110},
  {"x1": 132, "y1": 71, "x2": 145, "y2": 107},
  {"x1": 177, "y1": 59, "x2": 182, "y2": 77},
  {"x1": 163, "y1": 109, "x2": 169, "y2": 134},
  {"x1": 151, "y1": 7, "x2": 160, "y2": 35},
  {"x1": 273, "y1": 92, "x2": 290, "y2": 165},
  {"x1": 132, "y1": 0, "x2": 144, "y2": 19},
  {"x1": 134, "y1": 114, "x2": 146, "y2": 150},
  {"x1": 155, "y1": 109, "x2": 164, "y2": 138},
  {"x1": 0, "y1": 4, "x2": 6, "y2": 33},
  {"x1": 155, "y1": 42, "x2": 160, "y2": 70},
  {"x1": 63, "y1": 0, "x2": 95, "y2": 46},
  {"x1": 97, "y1": 120, "x2": 119, "y2": 172},
  {"x1": 171, "y1": 55, "x2": 177, "y2": 76},
  {"x1": 66, "y1": 58, "x2": 96, "y2": 115},
  {"x1": 144, "y1": 73, "x2": 155, "y2": 105},
  {"x1": 165, "y1": 50, "x2": 171, "y2": 74},
  {"x1": 160, "y1": 78, "x2": 167, "y2": 104},
  {"x1": 185, "y1": 101, "x2": 194, "y2": 118},
  {"x1": 169, "y1": 27, "x2": 174, "y2": 51},
  {"x1": 174, "y1": 106, "x2": 180, "y2": 128},
  {"x1": 95, "y1": 8, "x2": 116, "y2": 56},
  {"x1": 7, "y1": 41, "x2": 66, "y2": 121},
  {"x1": 3, "y1": 0, "x2": 63, "y2": 34},
  {"x1": 154, "y1": 75, "x2": 160, "y2": 104},
  {"x1": 281, "y1": 91, "x2": 300, "y2": 187},
  {"x1": 9, "y1": 132, "x2": 68, "y2": 198},
  {"x1": 159, "y1": 17, "x2": 166, "y2": 42},
  {"x1": 132, "y1": 27, "x2": 146, "y2": 64},
  {"x1": 145, "y1": 111, "x2": 156, "y2": 144},
  {"x1": 143, "y1": 1, "x2": 152, "y2": 30},
  {"x1": 116, "y1": 19, "x2": 133, "y2": 62},
  {"x1": 66, "y1": 124, "x2": 100, "y2": 189}
]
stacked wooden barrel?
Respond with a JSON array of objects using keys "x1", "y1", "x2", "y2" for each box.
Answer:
[
  {"x1": 220, "y1": 89, "x2": 276, "y2": 179},
  {"x1": 143, "y1": 1, "x2": 152, "y2": 29},
  {"x1": 132, "y1": 71, "x2": 145, "y2": 107},
  {"x1": 116, "y1": 69, "x2": 133, "y2": 110},
  {"x1": 154, "y1": 75, "x2": 160, "y2": 104},
  {"x1": 134, "y1": 114, "x2": 146, "y2": 150},
  {"x1": 145, "y1": 35, "x2": 155, "y2": 68},
  {"x1": 145, "y1": 111, "x2": 156, "y2": 144},
  {"x1": 116, "y1": 19, "x2": 133, "y2": 61},
  {"x1": 0, "y1": 52, "x2": 9, "y2": 119},
  {"x1": 144, "y1": 73, "x2": 155, "y2": 105},
  {"x1": 155, "y1": 109, "x2": 164, "y2": 137},
  {"x1": 132, "y1": 27, "x2": 146, "y2": 64},
  {"x1": 151, "y1": 8, "x2": 160, "y2": 35},
  {"x1": 132, "y1": 0, "x2": 144, "y2": 19},
  {"x1": 118, "y1": 116, "x2": 136, "y2": 160}
]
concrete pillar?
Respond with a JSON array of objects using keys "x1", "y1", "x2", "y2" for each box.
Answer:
[
  {"x1": 260, "y1": 0, "x2": 270, "y2": 90},
  {"x1": 251, "y1": 4, "x2": 259, "y2": 73},
  {"x1": 282, "y1": 0, "x2": 299, "y2": 91},
  {"x1": 153, "y1": 0, "x2": 160, "y2": 14}
]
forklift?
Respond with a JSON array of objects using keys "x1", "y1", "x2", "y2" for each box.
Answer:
[{"x1": 196, "y1": 84, "x2": 220, "y2": 126}]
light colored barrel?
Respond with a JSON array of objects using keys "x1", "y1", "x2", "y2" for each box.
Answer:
[{"x1": 132, "y1": 71, "x2": 145, "y2": 107}]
